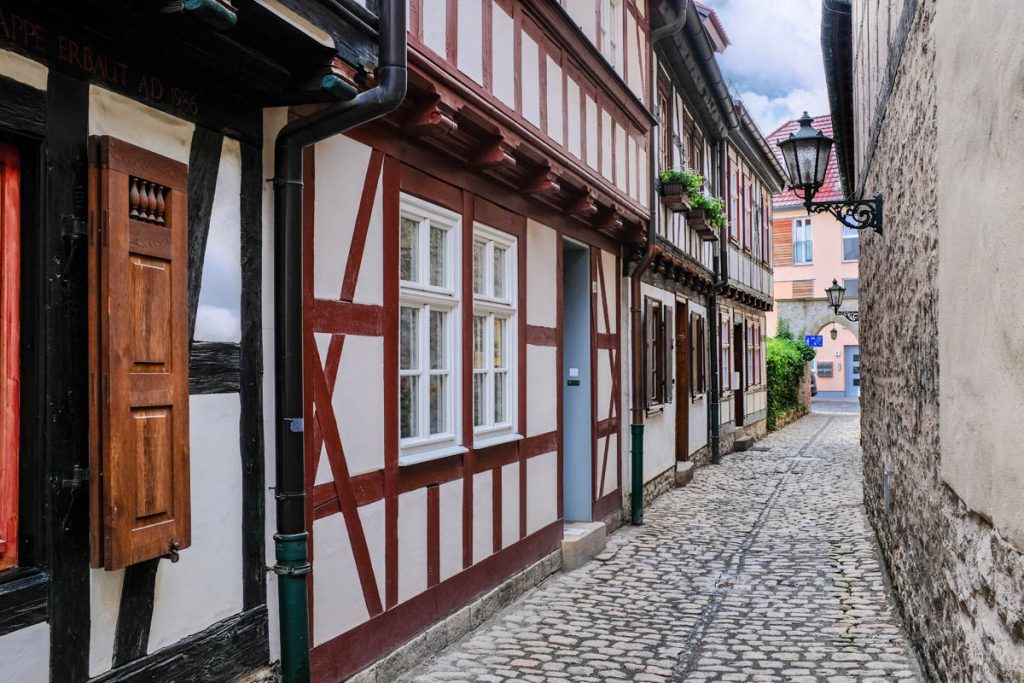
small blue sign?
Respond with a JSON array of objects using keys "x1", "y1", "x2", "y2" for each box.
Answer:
[{"x1": 804, "y1": 335, "x2": 823, "y2": 348}]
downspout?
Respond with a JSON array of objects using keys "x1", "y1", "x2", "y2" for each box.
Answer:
[
  {"x1": 709, "y1": 140, "x2": 728, "y2": 464},
  {"x1": 272, "y1": 2, "x2": 407, "y2": 681},
  {"x1": 630, "y1": 0, "x2": 690, "y2": 525}
]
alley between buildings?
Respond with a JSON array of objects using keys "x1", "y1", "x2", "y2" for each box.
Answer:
[{"x1": 398, "y1": 407, "x2": 921, "y2": 682}]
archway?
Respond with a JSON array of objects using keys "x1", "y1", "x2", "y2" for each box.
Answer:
[{"x1": 813, "y1": 322, "x2": 860, "y2": 399}]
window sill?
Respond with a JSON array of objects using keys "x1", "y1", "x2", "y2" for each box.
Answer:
[
  {"x1": 0, "y1": 568, "x2": 48, "y2": 637},
  {"x1": 473, "y1": 432, "x2": 523, "y2": 450},
  {"x1": 691, "y1": 394, "x2": 705, "y2": 403},
  {"x1": 645, "y1": 405, "x2": 664, "y2": 417},
  {"x1": 398, "y1": 444, "x2": 469, "y2": 467}
]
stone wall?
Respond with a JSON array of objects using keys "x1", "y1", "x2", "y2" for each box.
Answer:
[
  {"x1": 775, "y1": 298, "x2": 860, "y2": 340},
  {"x1": 856, "y1": 0, "x2": 1024, "y2": 679}
]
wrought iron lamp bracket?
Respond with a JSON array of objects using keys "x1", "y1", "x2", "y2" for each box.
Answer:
[
  {"x1": 832, "y1": 309, "x2": 860, "y2": 322},
  {"x1": 805, "y1": 193, "x2": 883, "y2": 235}
]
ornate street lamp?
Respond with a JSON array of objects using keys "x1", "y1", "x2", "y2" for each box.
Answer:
[
  {"x1": 830, "y1": 324, "x2": 838, "y2": 341},
  {"x1": 825, "y1": 279, "x2": 859, "y2": 322},
  {"x1": 777, "y1": 112, "x2": 883, "y2": 234}
]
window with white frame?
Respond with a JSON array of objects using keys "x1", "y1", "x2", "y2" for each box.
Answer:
[
  {"x1": 842, "y1": 224, "x2": 860, "y2": 261},
  {"x1": 472, "y1": 225, "x2": 518, "y2": 444},
  {"x1": 399, "y1": 195, "x2": 462, "y2": 462},
  {"x1": 793, "y1": 217, "x2": 813, "y2": 264},
  {"x1": 599, "y1": 0, "x2": 622, "y2": 71}
]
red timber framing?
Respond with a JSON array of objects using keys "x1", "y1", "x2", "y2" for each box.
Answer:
[
  {"x1": 0, "y1": 142, "x2": 19, "y2": 571},
  {"x1": 301, "y1": 135, "x2": 624, "y2": 680}
]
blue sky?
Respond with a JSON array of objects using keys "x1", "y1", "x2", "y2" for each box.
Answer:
[{"x1": 705, "y1": 0, "x2": 829, "y2": 136}]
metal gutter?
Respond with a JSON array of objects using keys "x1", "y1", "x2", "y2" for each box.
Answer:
[{"x1": 271, "y1": 1, "x2": 407, "y2": 680}]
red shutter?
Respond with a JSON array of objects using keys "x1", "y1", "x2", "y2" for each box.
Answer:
[
  {"x1": 89, "y1": 136, "x2": 191, "y2": 570},
  {"x1": 0, "y1": 143, "x2": 20, "y2": 571}
]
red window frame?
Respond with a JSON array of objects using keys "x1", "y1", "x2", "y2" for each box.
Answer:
[{"x1": 0, "y1": 142, "x2": 20, "y2": 572}]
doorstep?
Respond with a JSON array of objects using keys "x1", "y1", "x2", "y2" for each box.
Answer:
[{"x1": 561, "y1": 522, "x2": 607, "y2": 571}]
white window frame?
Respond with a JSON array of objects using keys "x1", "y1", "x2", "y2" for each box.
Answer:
[
  {"x1": 842, "y1": 224, "x2": 860, "y2": 262},
  {"x1": 793, "y1": 217, "x2": 813, "y2": 264},
  {"x1": 398, "y1": 194, "x2": 465, "y2": 465},
  {"x1": 472, "y1": 224, "x2": 520, "y2": 448},
  {"x1": 599, "y1": 0, "x2": 622, "y2": 72}
]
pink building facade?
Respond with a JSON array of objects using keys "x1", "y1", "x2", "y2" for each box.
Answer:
[{"x1": 766, "y1": 115, "x2": 860, "y2": 399}]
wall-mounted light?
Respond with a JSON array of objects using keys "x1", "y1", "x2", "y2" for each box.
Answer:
[
  {"x1": 825, "y1": 279, "x2": 859, "y2": 322},
  {"x1": 830, "y1": 324, "x2": 838, "y2": 341},
  {"x1": 777, "y1": 112, "x2": 882, "y2": 234}
]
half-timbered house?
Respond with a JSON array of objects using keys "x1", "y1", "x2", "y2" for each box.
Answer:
[{"x1": 0, "y1": 1, "x2": 781, "y2": 681}]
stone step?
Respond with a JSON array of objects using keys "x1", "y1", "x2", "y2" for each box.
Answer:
[
  {"x1": 675, "y1": 461, "x2": 695, "y2": 487},
  {"x1": 734, "y1": 434, "x2": 755, "y2": 451},
  {"x1": 561, "y1": 522, "x2": 607, "y2": 571}
]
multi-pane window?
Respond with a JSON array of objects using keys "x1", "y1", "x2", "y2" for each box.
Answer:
[
  {"x1": 399, "y1": 196, "x2": 461, "y2": 461},
  {"x1": 844, "y1": 278, "x2": 860, "y2": 298},
  {"x1": 643, "y1": 298, "x2": 674, "y2": 406},
  {"x1": 599, "y1": 0, "x2": 622, "y2": 70},
  {"x1": 746, "y1": 321, "x2": 755, "y2": 389},
  {"x1": 690, "y1": 312, "x2": 706, "y2": 397},
  {"x1": 842, "y1": 224, "x2": 860, "y2": 261},
  {"x1": 472, "y1": 225, "x2": 517, "y2": 443},
  {"x1": 793, "y1": 217, "x2": 813, "y2": 264}
]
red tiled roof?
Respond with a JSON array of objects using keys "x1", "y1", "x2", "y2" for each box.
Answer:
[{"x1": 766, "y1": 114, "x2": 845, "y2": 206}]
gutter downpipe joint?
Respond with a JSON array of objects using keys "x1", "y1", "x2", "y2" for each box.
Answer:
[
  {"x1": 272, "y1": 2, "x2": 407, "y2": 681},
  {"x1": 630, "y1": 0, "x2": 690, "y2": 526}
]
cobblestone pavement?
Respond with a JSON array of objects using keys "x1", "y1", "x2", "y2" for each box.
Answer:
[
  {"x1": 811, "y1": 398, "x2": 861, "y2": 415},
  {"x1": 399, "y1": 414, "x2": 921, "y2": 682}
]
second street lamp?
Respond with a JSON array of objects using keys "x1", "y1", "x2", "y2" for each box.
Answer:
[
  {"x1": 777, "y1": 112, "x2": 883, "y2": 234},
  {"x1": 825, "y1": 279, "x2": 859, "y2": 322}
]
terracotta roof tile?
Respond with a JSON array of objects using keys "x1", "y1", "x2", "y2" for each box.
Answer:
[{"x1": 766, "y1": 114, "x2": 845, "y2": 206}]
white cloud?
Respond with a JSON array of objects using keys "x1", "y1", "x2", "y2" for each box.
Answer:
[
  {"x1": 195, "y1": 304, "x2": 241, "y2": 343},
  {"x1": 704, "y1": 0, "x2": 828, "y2": 133}
]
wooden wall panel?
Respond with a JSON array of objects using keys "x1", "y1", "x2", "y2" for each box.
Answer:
[{"x1": 772, "y1": 218, "x2": 793, "y2": 266}]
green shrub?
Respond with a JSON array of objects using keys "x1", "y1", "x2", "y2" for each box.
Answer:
[
  {"x1": 658, "y1": 169, "x2": 729, "y2": 231},
  {"x1": 766, "y1": 333, "x2": 814, "y2": 430}
]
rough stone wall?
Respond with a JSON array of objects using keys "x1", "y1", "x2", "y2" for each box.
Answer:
[{"x1": 858, "y1": 1, "x2": 1024, "y2": 679}]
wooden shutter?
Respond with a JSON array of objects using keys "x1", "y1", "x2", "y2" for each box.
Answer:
[
  {"x1": 0, "y1": 143, "x2": 19, "y2": 572},
  {"x1": 643, "y1": 298, "x2": 653, "y2": 407},
  {"x1": 662, "y1": 304, "x2": 673, "y2": 403},
  {"x1": 773, "y1": 218, "x2": 793, "y2": 265},
  {"x1": 89, "y1": 136, "x2": 190, "y2": 570}
]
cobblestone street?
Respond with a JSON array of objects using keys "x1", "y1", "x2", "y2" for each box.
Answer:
[{"x1": 400, "y1": 410, "x2": 921, "y2": 682}]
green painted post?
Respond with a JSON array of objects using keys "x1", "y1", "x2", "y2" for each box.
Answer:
[
  {"x1": 631, "y1": 424, "x2": 644, "y2": 525},
  {"x1": 275, "y1": 532, "x2": 311, "y2": 683}
]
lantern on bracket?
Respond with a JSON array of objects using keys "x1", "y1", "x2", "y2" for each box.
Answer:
[
  {"x1": 777, "y1": 112, "x2": 883, "y2": 235},
  {"x1": 825, "y1": 279, "x2": 859, "y2": 322}
]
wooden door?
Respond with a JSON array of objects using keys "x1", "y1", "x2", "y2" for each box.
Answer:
[
  {"x1": 0, "y1": 142, "x2": 19, "y2": 571},
  {"x1": 674, "y1": 301, "x2": 689, "y2": 460}
]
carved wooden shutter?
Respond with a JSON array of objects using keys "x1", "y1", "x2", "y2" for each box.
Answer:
[
  {"x1": 662, "y1": 304, "x2": 673, "y2": 403},
  {"x1": 0, "y1": 143, "x2": 19, "y2": 572},
  {"x1": 89, "y1": 136, "x2": 190, "y2": 570}
]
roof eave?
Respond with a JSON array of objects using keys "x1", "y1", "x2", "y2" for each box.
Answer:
[{"x1": 821, "y1": 0, "x2": 856, "y2": 198}]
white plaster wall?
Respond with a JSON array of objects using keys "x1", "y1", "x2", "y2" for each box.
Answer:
[
  {"x1": 936, "y1": 0, "x2": 1024, "y2": 548},
  {"x1": 311, "y1": 511, "x2": 366, "y2": 645},
  {"x1": 89, "y1": 86, "x2": 194, "y2": 164},
  {"x1": 526, "y1": 345, "x2": 557, "y2": 437},
  {"x1": 492, "y1": 4, "x2": 516, "y2": 109},
  {"x1": 598, "y1": 435, "x2": 619, "y2": 496},
  {"x1": 472, "y1": 471, "x2": 492, "y2": 563},
  {"x1": 195, "y1": 137, "x2": 243, "y2": 342},
  {"x1": 521, "y1": 35, "x2": 541, "y2": 128},
  {"x1": 313, "y1": 135, "x2": 383, "y2": 306},
  {"x1": 0, "y1": 622, "x2": 49, "y2": 683},
  {"x1": 422, "y1": 0, "x2": 447, "y2": 56},
  {"x1": 596, "y1": 348, "x2": 614, "y2": 422},
  {"x1": 397, "y1": 489, "x2": 427, "y2": 603},
  {"x1": 89, "y1": 567, "x2": 123, "y2": 676},
  {"x1": 457, "y1": 0, "x2": 484, "y2": 85},
  {"x1": 526, "y1": 451, "x2": 558, "y2": 534},
  {"x1": 546, "y1": 57, "x2": 563, "y2": 145},
  {"x1": 601, "y1": 110, "x2": 613, "y2": 178},
  {"x1": 148, "y1": 394, "x2": 245, "y2": 653},
  {"x1": 525, "y1": 220, "x2": 557, "y2": 328},
  {"x1": 585, "y1": 96, "x2": 598, "y2": 170},
  {"x1": 0, "y1": 48, "x2": 47, "y2": 89},
  {"x1": 567, "y1": 77, "x2": 581, "y2": 159},
  {"x1": 501, "y1": 462, "x2": 519, "y2": 548},
  {"x1": 615, "y1": 124, "x2": 626, "y2": 193},
  {"x1": 438, "y1": 480, "x2": 463, "y2": 581}
]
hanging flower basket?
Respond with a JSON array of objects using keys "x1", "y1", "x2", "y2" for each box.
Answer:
[
  {"x1": 687, "y1": 208, "x2": 720, "y2": 241},
  {"x1": 659, "y1": 181, "x2": 691, "y2": 212}
]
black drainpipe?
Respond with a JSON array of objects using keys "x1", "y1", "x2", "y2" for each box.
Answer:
[
  {"x1": 272, "y1": 2, "x2": 407, "y2": 680},
  {"x1": 708, "y1": 139, "x2": 728, "y2": 464}
]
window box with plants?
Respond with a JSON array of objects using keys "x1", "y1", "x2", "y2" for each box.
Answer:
[
  {"x1": 657, "y1": 168, "x2": 701, "y2": 213},
  {"x1": 688, "y1": 192, "x2": 727, "y2": 242}
]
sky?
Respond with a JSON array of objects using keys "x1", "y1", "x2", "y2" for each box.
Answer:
[{"x1": 704, "y1": 0, "x2": 829, "y2": 137}]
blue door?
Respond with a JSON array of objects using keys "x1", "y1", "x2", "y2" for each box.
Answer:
[{"x1": 844, "y1": 345, "x2": 860, "y2": 398}]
